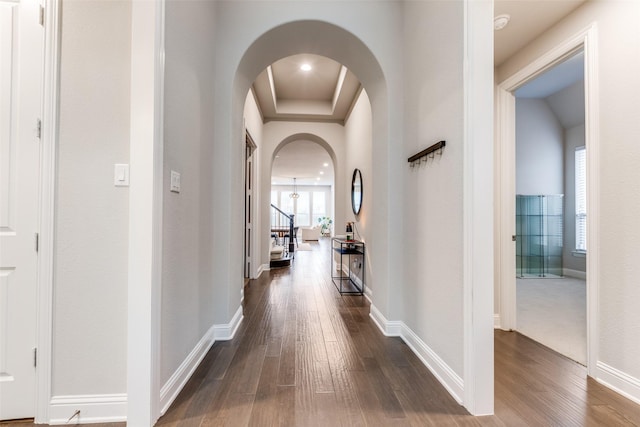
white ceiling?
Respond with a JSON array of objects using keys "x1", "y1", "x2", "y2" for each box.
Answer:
[
  {"x1": 494, "y1": 0, "x2": 585, "y2": 66},
  {"x1": 271, "y1": 140, "x2": 334, "y2": 186},
  {"x1": 252, "y1": 53, "x2": 362, "y2": 124},
  {"x1": 515, "y1": 51, "x2": 584, "y2": 98}
]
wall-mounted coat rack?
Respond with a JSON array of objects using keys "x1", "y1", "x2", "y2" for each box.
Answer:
[{"x1": 408, "y1": 140, "x2": 446, "y2": 167}]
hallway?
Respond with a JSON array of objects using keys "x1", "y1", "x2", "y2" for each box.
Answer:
[
  {"x1": 159, "y1": 239, "x2": 475, "y2": 426},
  {"x1": 154, "y1": 239, "x2": 640, "y2": 426}
]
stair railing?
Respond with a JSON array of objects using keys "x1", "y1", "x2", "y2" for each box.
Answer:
[{"x1": 270, "y1": 204, "x2": 295, "y2": 256}]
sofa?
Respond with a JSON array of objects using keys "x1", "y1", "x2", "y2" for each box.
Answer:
[{"x1": 301, "y1": 226, "x2": 322, "y2": 241}]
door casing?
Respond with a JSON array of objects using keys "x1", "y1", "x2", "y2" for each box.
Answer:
[{"x1": 495, "y1": 23, "x2": 599, "y2": 376}]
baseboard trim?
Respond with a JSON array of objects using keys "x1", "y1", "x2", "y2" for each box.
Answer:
[
  {"x1": 369, "y1": 304, "x2": 463, "y2": 404},
  {"x1": 595, "y1": 361, "x2": 640, "y2": 405},
  {"x1": 160, "y1": 324, "x2": 217, "y2": 415},
  {"x1": 364, "y1": 284, "x2": 373, "y2": 303},
  {"x1": 257, "y1": 263, "x2": 269, "y2": 276},
  {"x1": 48, "y1": 394, "x2": 127, "y2": 425},
  {"x1": 493, "y1": 314, "x2": 501, "y2": 329},
  {"x1": 213, "y1": 305, "x2": 243, "y2": 340},
  {"x1": 563, "y1": 268, "x2": 586, "y2": 280}
]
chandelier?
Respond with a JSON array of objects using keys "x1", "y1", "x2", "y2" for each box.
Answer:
[{"x1": 289, "y1": 177, "x2": 299, "y2": 199}]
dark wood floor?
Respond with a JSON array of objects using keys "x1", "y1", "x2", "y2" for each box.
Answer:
[
  {"x1": 4, "y1": 239, "x2": 639, "y2": 426},
  {"x1": 154, "y1": 239, "x2": 640, "y2": 426}
]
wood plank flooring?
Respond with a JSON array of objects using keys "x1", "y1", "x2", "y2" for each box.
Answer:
[
  {"x1": 3, "y1": 238, "x2": 639, "y2": 426},
  {"x1": 154, "y1": 239, "x2": 640, "y2": 426}
]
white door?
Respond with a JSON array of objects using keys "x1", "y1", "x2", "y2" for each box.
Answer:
[{"x1": 0, "y1": 0, "x2": 43, "y2": 420}]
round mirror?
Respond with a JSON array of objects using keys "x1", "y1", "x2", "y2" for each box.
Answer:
[{"x1": 351, "y1": 169, "x2": 363, "y2": 215}]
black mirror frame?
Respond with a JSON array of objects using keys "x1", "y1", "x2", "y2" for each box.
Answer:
[{"x1": 351, "y1": 168, "x2": 363, "y2": 216}]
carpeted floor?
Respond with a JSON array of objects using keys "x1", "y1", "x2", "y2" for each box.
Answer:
[{"x1": 517, "y1": 276, "x2": 586, "y2": 365}]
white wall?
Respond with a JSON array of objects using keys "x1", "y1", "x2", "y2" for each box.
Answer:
[
  {"x1": 161, "y1": 0, "x2": 218, "y2": 387},
  {"x1": 515, "y1": 98, "x2": 564, "y2": 195},
  {"x1": 497, "y1": 0, "x2": 640, "y2": 388},
  {"x1": 344, "y1": 90, "x2": 373, "y2": 294},
  {"x1": 401, "y1": 0, "x2": 466, "y2": 379},
  {"x1": 54, "y1": 0, "x2": 130, "y2": 396}
]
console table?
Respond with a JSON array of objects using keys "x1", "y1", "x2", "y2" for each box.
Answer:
[{"x1": 331, "y1": 238, "x2": 365, "y2": 295}]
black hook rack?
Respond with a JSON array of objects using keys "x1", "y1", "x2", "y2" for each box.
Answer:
[{"x1": 408, "y1": 140, "x2": 446, "y2": 166}]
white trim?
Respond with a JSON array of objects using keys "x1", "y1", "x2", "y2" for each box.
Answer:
[
  {"x1": 127, "y1": 0, "x2": 165, "y2": 425},
  {"x1": 563, "y1": 268, "x2": 586, "y2": 280},
  {"x1": 35, "y1": 0, "x2": 60, "y2": 422},
  {"x1": 463, "y1": 0, "x2": 494, "y2": 416},
  {"x1": 495, "y1": 86, "x2": 517, "y2": 332},
  {"x1": 363, "y1": 284, "x2": 373, "y2": 303},
  {"x1": 496, "y1": 23, "x2": 599, "y2": 378},
  {"x1": 493, "y1": 314, "x2": 501, "y2": 329},
  {"x1": 369, "y1": 305, "x2": 464, "y2": 404},
  {"x1": 595, "y1": 362, "x2": 640, "y2": 405},
  {"x1": 583, "y1": 24, "x2": 600, "y2": 378},
  {"x1": 160, "y1": 324, "x2": 216, "y2": 415},
  {"x1": 401, "y1": 322, "x2": 464, "y2": 404},
  {"x1": 257, "y1": 263, "x2": 268, "y2": 276},
  {"x1": 213, "y1": 306, "x2": 244, "y2": 341},
  {"x1": 48, "y1": 394, "x2": 127, "y2": 425},
  {"x1": 369, "y1": 305, "x2": 402, "y2": 337}
]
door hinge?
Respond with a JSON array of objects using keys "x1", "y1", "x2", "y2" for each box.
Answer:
[
  {"x1": 39, "y1": 5, "x2": 45, "y2": 26},
  {"x1": 34, "y1": 348, "x2": 37, "y2": 367},
  {"x1": 512, "y1": 235, "x2": 517, "y2": 242},
  {"x1": 36, "y1": 118, "x2": 42, "y2": 139},
  {"x1": 35, "y1": 232, "x2": 39, "y2": 252}
]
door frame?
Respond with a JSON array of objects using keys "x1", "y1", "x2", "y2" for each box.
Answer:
[
  {"x1": 495, "y1": 23, "x2": 599, "y2": 375},
  {"x1": 34, "y1": 0, "x2": 60, "y2": 422},
  {"x1": 243, "y1": 130, "x2": 257, "y2": 280}
]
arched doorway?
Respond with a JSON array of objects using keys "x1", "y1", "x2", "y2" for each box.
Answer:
[{"x1": 220, "y1": 20, "x2": 395, "y2": 326}]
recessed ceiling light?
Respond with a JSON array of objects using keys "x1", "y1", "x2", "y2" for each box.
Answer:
[
  {"x1": 316, "y1": 177, "x2": 320, "y2": 181},
  {"x1": 320, "y1": 171, "x2": 324, "y2": 175},
  {"x1": 494, "y1": 14, "x2": 510, "y2": 31},
  {"x1": 323, "y1": 163, "x2": 328, "y2": 167},
  {"x1": 300, "y1": 63, "x2": 312, "y2": 71}
]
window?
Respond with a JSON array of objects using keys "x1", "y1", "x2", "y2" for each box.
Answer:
[
  {"x1": 312, "y1": 191, "x2": 326, "y2": 225},
  {"x1": 270, "y1": 187, "x2": 331, "y2": 228},
  {"x1": 296, "y1": 192, "x2": 310, "y2": 226},
  {"x1": 575, "y1": 147, "x2": 586, "y2": 252}
]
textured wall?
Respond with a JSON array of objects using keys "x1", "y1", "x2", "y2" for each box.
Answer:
[{"x1": 54, "y1": 0, "x2": 131, "y2": 395}]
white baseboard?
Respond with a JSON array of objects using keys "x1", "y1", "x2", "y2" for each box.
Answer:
[
  {"x1": 563, "y1": 268, "x2": 586, "y2": 280},
  {"x1": 48, "y1": 394, "x2": 127, "y2": 425},
  {"x1": 257, "y1": 263, "x2": 269, "y2": 276},
  {"x1": 160, "y1": 323, "x2": 217, "y2": 415},
  {"x1": 400, "y1": 322, "x2": 464, "y2": 404},
  {"x1": 494, "y1": 314, "x2": 501, "y2": 329},
  {"x1": 364, "y1": 284, "x2": 373, "y2": 303},
  {"x1": 369, "y1": 304, "x2": 463, "y2": 404},
  {"x1": 214, "y1": 306, "x2": 243, "y2": 340},
  {"x1": 369, "y1": 305, "x2": 403, "y2": 336},
  {"x1": 595, "y1": 361, "x2": 640, "y2": 405}
]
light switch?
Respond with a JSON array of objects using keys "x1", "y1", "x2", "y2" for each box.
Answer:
[
  {"x1": 114, "y1": 164, "x2": 129, "y2": 187},
  {"x1": 170, "y1": 170, "x2": 181, "y2": 193}
]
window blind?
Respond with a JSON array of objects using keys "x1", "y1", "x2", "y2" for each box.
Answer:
[{"x1": 575, "y1": 147, "x2": 587, "y2": 251}]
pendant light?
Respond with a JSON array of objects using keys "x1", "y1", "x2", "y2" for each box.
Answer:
[{"x1": 289, "y1": 177, "x2": 299, "y2": 199}]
